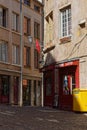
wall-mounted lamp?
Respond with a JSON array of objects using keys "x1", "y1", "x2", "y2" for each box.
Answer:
[{"x1": 28, "y1": 36, "x2": 33, "y2": 43}]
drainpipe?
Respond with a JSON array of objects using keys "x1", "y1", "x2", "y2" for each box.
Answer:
[
  {"x1": 41, "y1": 0, "x2": 44, "y2": 107},
  {"x1": 19, "y1": 0, "x2": 23, "y2": 107}
]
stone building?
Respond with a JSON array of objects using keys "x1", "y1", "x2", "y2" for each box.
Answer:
[
  {"x1": 43, "y1": 0, "x2": 87, "y2": 110},
  {"x1": 0, "y1": 0, "x2": 43, "y2": 106}
]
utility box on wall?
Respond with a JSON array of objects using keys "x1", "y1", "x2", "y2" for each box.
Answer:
[{"x1": 73, "y1": 89, "x2": 87, "y2": 112}]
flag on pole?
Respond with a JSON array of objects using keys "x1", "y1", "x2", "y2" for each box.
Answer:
[{"x1": 35, "y1": 39, "x2": 40, "y2": 53}]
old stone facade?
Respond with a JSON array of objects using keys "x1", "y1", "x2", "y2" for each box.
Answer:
[
  {"x1": 43, "y1": 0, "x2": 87, "y2": 110},
  {"x1": 0, "y1": 0, "x2": 43, "y2": 106}
]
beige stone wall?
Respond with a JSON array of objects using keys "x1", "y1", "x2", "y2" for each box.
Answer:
[{"x1": 44, "y1": 0, "x2": 87, "y2": 88}]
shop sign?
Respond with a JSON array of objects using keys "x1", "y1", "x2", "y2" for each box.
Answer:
[{"x1": 59, "y1": 61, "x2": 74, "y2": 67}]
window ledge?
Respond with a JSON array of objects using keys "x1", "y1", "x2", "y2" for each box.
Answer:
[{"x1": 60, "y1": 36, "x2": 71, "y2": 44}]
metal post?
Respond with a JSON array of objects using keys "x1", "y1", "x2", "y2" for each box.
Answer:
[{"x1": 19, "y1": 0, "x2": 23, "y2": 106}]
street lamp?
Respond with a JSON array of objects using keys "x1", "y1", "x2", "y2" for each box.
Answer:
[{"x1": 28, "y1": 36, "x2": 33, "y2": 43}]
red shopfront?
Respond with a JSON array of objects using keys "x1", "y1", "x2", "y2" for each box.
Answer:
[
  {"x1": 43, "y1": 65, "x2": 55, "y2": 107},
  {"x1": 58, "y1": 60, "x2": 79, "y2": 111}
]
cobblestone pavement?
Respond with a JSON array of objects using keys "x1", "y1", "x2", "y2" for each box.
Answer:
[{"x1": 0, "y1": 105, "x2": 87, "y2": 130}]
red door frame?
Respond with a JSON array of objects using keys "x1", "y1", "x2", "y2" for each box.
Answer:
[{"x1": 58, "y1": 60, "x2": 79, "y2": 110}]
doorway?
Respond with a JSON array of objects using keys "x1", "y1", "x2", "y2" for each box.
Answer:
[
  {"x1": 59, "y1": 66, "x2": 77, "y2": 110},
  {"x1": 0, "y1": 75, "x2": 9, "y2": 103},
  {"x1": 23, "y1": 80, "x2": 31, "y2": 105}
]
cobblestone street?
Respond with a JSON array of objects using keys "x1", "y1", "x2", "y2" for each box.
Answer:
[{"x1": 0, "y1": 105, "x2": 87, "y2": 130}]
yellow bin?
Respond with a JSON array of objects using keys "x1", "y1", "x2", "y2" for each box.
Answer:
[{"x1": 73, "y1": 88, "x2": 87, "y2": 112}]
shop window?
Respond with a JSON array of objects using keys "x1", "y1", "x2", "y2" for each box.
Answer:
[
  {"x1": 63, "y1": 75, "x2": 76, "y2": 95},
  {"x1": 2, "y1": 76, "x2": 9, "y2": 96},
  {"x1": 0, "y1": 6, "x2": 7, "y2": 28},
  {"x1": 24, "y1": 46, "x2": 31, "y2": 67},
  {"x1": 46, "y1": 78, "x2": 52, "y2": 96},
  {"x1": 45, "y1": 71, "x2": 53, "y2": 96},
  {"x1": 12, "y1": 12, "x2": 19, "y2": 32},
  {"x1": 0, "y1": 41, "x2": 8, "y2": 62}
]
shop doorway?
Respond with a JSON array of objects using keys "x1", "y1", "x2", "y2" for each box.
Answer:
[
  {"x1": 23, "y1": 80, "x2": 31, "y2": 105},
  {"x1": 0, "y1": 75, "x2": 9, "y2": 103},
  {"x1": 59, "y1": 66, "x2": 77, "y2": 110},
  {"x1": 44, "y1": 70, "x2": 54, "y2": 107}
]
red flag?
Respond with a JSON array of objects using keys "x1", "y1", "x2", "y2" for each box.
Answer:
[{"x1": 36, "y1": 39, "x2": 40, "y2": 53}]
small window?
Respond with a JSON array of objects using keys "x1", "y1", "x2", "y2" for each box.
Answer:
[
  {"x1": 24, "y1": 0, "x2": 30, "y2": 6},
  {"x1": 34, "y1": 5, "x2": 40, "y2": 13}
]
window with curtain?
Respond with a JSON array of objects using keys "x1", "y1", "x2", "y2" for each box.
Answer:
[
  {"x1": 0, "y1": 41, "x2": 8, "y2": 62},
  {"x1": 12, "y1": 45, "x2": 19, "y2": 64}
]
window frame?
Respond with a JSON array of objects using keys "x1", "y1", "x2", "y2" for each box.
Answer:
[
  {"x1": 24, "y1": 0, "x2": 31, "y2": 6},
  {"x1": 60, "y1": 6, "x2": 71, "y2": 38},
  {"x1": 34, "y1": 22, "x2": 40, "y2": 39},
  {"x1": 12, "y1": 45, "x2": 20, "y2": 65},
  {"x1": 24, "y1": 46, "x2": 31, "y2": 67},
  {"x1": 0, "y1": 6, "x2": 7, "y2": 28},
  {"x1": 24, "y1": 16, "x2": 31, "y2": 36},
  {"x1": 0, "y1": 41, "x2": 8, "y2": 62},
  {"x1": 12, "y1": 12, "x2": 19, "y2": 32}
]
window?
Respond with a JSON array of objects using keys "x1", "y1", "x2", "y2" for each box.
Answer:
[
  {"x1": 60, "y1": 6, "x2": 71, "y2": 37},
  {"x1": 12, "y1": 12, "x2": 19, "y2": 32},
  {"x1": 34, "y1": 5, "x2": 40, "y2": 13},
  {"x1": 12, "y1": 45, "x2": 19, "y2": 64},
  {"x1": 0, "y1": 41, "x2": 8, "y2": 62},
  {"x1": 24, "y1": 46, "x2": 31, "y2": 67},
  {"x1": 0, "y1": 6, "x2": 7, "y2": 27},
  {"x1": 34, "y1": 22, "x2": 40, "y2": 39},
  {"x1": 34, "y1": 49, "x2": 39, "y2": 69},
  {"x1": 24, "y1": 17, "x2": 31, "y2": 36},
  {"x1": 24, "y1": 0, "x2": 30, "y2": 6}
]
